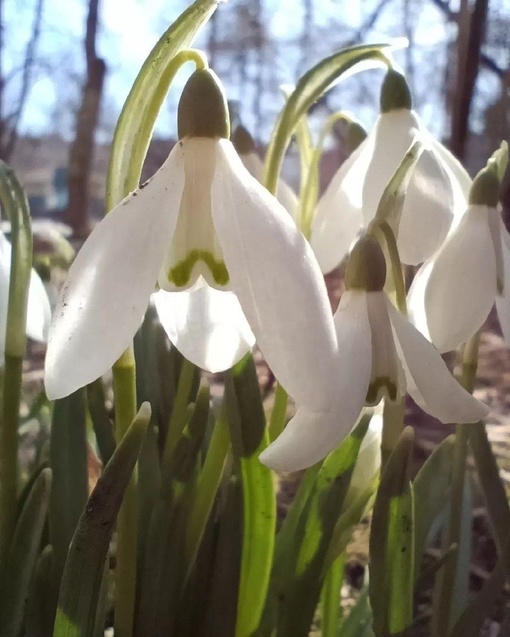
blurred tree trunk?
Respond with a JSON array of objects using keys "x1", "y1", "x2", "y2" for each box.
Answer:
[
  {"x1": 449, "y1": 0, "x2": 489, "y2": 159},
  {"x1": 65, "y1": 0, "x2": 105, "y2": 237}
]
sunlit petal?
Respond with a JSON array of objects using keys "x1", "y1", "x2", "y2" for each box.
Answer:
[
  {"x1": 310, "y1": 136, "x2": 372, "y2": 273},
  {"x1": 260, "y1": 290, "x2": 372, "y2": 471},
  {"x1": 26, "y1": 269, "x2": 51, "y2": 343},
  {"x1": 0, "y1": 232, "x2": 11, "y2": 359},
  {"x1": 153, "y1": 285, "x2": 255, "y2": 372},
  {"x1": 45, "y1": 146, "x2": 185, "y2": 400},
  {"x1": 212, "y1": 139, "x2": 340, "y2": 412},
  {"x1": 495, "y1": 221, "x2": 510, "y2": 344},
  {"x1": 421, "y1": 205, "x2": 497, "y2": 352},
  {"x1": 387, "y1": 297, "x2": 489, "y2": 423}
]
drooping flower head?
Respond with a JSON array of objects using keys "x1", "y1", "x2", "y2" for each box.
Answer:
[
  {"x1": 310, "y1": 69, "x2": 471, "y2": 273},
  {"x1": 408, "y1": 165, "x2": 510, "y2": 352},
  {"x1": 260, "y1": 234, "x2": 489, "y2": 471},
  {"x1": 45, "y1": 67, "x2": 344, "y2": 455}
]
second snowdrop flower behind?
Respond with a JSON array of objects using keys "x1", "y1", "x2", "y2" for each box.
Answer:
[
  {"x1": 310, "y1": 69, "x2": 471, "y2": 273},
  {"x1": 45, "y1": 67, "x2": 347, "y2": 460},
  {"x1": 260, "y1": 235, "x2": 489, "y2": 471}
]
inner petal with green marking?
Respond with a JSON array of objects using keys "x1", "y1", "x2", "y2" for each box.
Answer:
[{"x1": 159, "y1": 138, "x2": 230, "y2": 292}]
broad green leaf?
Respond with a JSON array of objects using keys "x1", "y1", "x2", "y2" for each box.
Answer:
[
  {"x1": 0, "y1": 468, "x2": 52, "y2": 637},
  {"x1": 320, "y1": 554, "x2": 345, "y2": 637},
  {"x1": 49, "y1": 390, "x2": 89, "y2": 577},
  {"x1": 413, "y1": 436, "x2": 454, "y2": 577},
  {"x1": 338, "y1": 583, "x2": 375, "y2": 637},
  {"x1": 106, "y1": 0, "x2": 222, "y2": 207},
  {"x1": 226, "y1": 354, "x2": 276, "y2": 637},
  {"x1": 87, "y1": 379, "x2": 116, "y2": 465},
  {"x1": 25, "y1": 545, "x2": 58, "y2": 637},
  {"x1": 52, "y1": 403, "x2": 150, "y2": 637},
  {"x1": 370, "y1": 427, "x2": 414, "y2": 637},
  {"x1": 263, "y1": 43, "x2": 396, "y2": 194},
  {"x1": 450, "y1": 480, "x2": 473, "y2": 627}
]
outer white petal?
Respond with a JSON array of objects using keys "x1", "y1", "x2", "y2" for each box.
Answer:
[
  {"x1": 0, "y1": 232, "x2": 51, "y2": 360},
  {"x1": 153, "y1": 285, "x2": 255, "y2": 372},
  {"x1": 212, "y1": 140, "x2": 341, "y2": 408},
  {"x1": 362, "y1": 109, "x2": 420, "y2": 225},
  {"x1": 421, "y1": 205, "x2": 497, "y2": 353},
  {"x1": 26, "y1": 269, "x2": 51, "y2": 343},
  {"x1": 407, "y1": 259, "x2": 434, "y2": 341},
  {"x1": 398, "y1": 147, "x2": 454, "y2": 265},
  {"x1": 310, "y1": 136, "x2": 373, "y2": 274},
  {"x1": 44, "y1": 145, "x2": 185, "y2": 400},
  {"x1": 240, "y1": 151, "x2": 299, "y2": 220},
  {"x1": 495, "y1": 222, "x2": 510, "y2": 344},
  {"x1": 350, "y1": 407, "x2": 383, "y2": 493},
  {"x1": 260, "y1": 290, "x2": 372, "y2": 472},
  {"x1": 387, "y1": 297, "x2": 489, "y2": 423}
]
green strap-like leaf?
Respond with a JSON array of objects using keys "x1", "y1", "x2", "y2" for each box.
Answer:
[
  {"x1": 226, "y1": 354, "x2": 276, "y2": 637},
  {"x1": 0, "y1": 468, "x2": 52, "y2": 637},
  {"x1": 52, "y1": 403, "x2": 151, "y2": 637}
]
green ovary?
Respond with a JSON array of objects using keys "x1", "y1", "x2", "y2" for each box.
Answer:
[{"x1": 168, "y1": 249, "x2": 230, "y2": 287}]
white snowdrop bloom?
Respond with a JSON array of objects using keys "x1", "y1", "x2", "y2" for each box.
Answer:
[
  {"x1": 260, "y1": 235, "x2": 489, "y2": 471},
  {"x1": 310, "y1": 70, "x2": 471, "y2": 273},
  {"x1": 45, "y1": 68, "x2": 346, "y2": 458},
  {"x1": 0, "y1": 229, "x2": 51, "y2": 362},
  {"x1": 231, "y1": 125, "x2": 299, "y2": 221},
  {"x1": 409, "y1": 167, "x2": 510, "y2": 353}
]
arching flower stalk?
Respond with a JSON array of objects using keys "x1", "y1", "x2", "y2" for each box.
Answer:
[
  {"x1": 310, "y1": 69, "x2": 471, "y2": 274},
  {"x1": 408, "y1": 165, "x2": 510, "y2": 352},
  {"x1": 260, "y1": 235, "x2": 489, "y2": 471}
]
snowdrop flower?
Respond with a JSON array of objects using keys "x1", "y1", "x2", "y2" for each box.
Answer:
[
  {"x1": 409, "y1": 167, "x2": 510, "y2": 352},
  {"x1": 0, "y1": 229, "x2": 51, "y2": 362},
  {"x1": 231, "y1": 125, "x2": 299, "y2": 220},
  {"x1": 260, "y1": 235, "x2": 488, "y2": 471},
  {"x1": 310, "y1": 69, "x2": 471, "y2": 273},
  {"x1": 349, "y1": 407, "x2": 382, "y2": 497},
  {"x1": 44, "y1": 65, "x2": 345, "y2": 463}
]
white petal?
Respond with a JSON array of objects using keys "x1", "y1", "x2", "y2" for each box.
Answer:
[
  {"x1": 495, "y1": 222, "x2": 510, "y2": 343},
  {"x1": 26, "y1": 269, "x2": 51, "y2": 343},
  {"x1": 350, "y1": 407, "x2": 383, "y2": 492},
  {"x1": 407, "y1": 259, "x2": 434, "y2": 341},
  {"x1": 310, "y1": 137, "x2": 372, "y2": 274},
  {"x1": 212, "y1": 139, "x2": 340, "y2": 412},
  {"x1": 397, "y1": 147, "x2": 454, "y2": 265},
  {"x1": 421, "y1": 205, "x2": 497, "y2": 352},
  {"x1": 362, "y1": 109, "x2": 420, "y2": 226},
  {"x1": 44, "y1": 146, "x2": 185, "y2": 400},
  {"x1": 153, "y1": 285, "x2": 255, "y2": 372},
  {"x1": 387, "y1": 297, "x2": 489, "y2": 423},
  {"x1": 240, "y1": 151, "x2": 299, "y2": 220},
  {"x1": 260, "y1": 290, "x2": 372, "y2": 471}
]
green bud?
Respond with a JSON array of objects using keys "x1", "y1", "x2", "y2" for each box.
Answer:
[
  {"x1": 380, "y1": 69, "x2": 412, "y2": 113},
  {"x1": 178, "y1": 69, "x2": 230, "y2": 140},
  {"x1": 231, "y1": 125, "x2": 256, "y2": 154},
  {"x1": 469, "y1": 167, "x2": 500, "y2": 207},
  {"x1": 345, "y1": 235, "x2": 387, "y2": 291},
  {"x1": 346, "y1": 121, "x2": 367, "y2": 154}
]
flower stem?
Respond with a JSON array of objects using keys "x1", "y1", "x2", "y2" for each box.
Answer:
[
  {"x1": 431, "y1": 332, "x2": 480, "y2": 637},
  {"x1": 381, "y1": 398, "x2": 405, "y2": 469},
  {"x1": 269, "y1": 383, "x2": 288, "y2": 442},
  {"x1": 112, "y1": 346, "x2": 138, "y2": 637},
  {"x1": 0, "y1": 163, "x2": 33, "y2": 558}
]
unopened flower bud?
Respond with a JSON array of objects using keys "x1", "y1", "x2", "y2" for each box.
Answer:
[
  {"x1": 346, "y1": 120, "x2": 367, "y2": 154},
  {"x1": 178, "y1": 69, "x2": 230, "y2": 140},
  {"x1": 380, "y1": 69, "x2": 412, "y2": 113},
  {"x1": 345, "y1": 234, "x2": 387, "y2": 291}
]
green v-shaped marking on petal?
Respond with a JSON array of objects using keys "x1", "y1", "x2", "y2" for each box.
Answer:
[
  {"x1": 366, "y1": 376, "x2": 398, "y2": 405},
  {"x1": 168, "y1": 249, "x2": 230, "y2": 287}
]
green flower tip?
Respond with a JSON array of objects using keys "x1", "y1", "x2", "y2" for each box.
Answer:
[
  {"x1": 346, "y1": 121, "x2": 367, "y2": 154},
  {"x1": 469, "y1": 167, "x2": 500, "y2": 207},
  {"x1": 231, "y1": 125, "x2": 256, "y2": 154},
  {"x1": 345, "y1": 234, "x2": 387, "y2": 292},
  {"x1": 380, "y1": 69, "x2": 412, "y2": 113},
  {"x1": 178, "y1": 68, "x2": 230, "y2": 140}
]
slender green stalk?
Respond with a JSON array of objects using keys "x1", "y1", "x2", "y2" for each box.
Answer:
[
  {"x1": 431, "y1": 333, "x2": 480, "y2": 637},
  {"x1": 0, "y1": 163, "x2": 33, "y2": 557},
  {"x1": 268, "y1": 383, "x2": 288, "y2": 442},
  {"x1": 381, "y1": 399, "x2": 405, "y2": 470},
  {"x1": 321, "y1": 554, "x2": 344, "y2": 637},
  {"x1": 113, "y1": 347, "x2": 138, "y2": 637}
]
